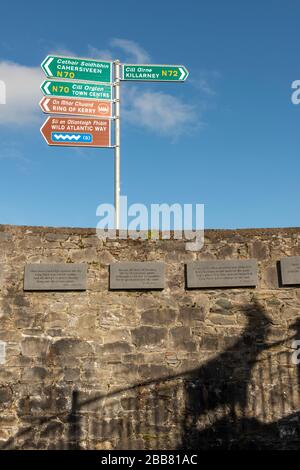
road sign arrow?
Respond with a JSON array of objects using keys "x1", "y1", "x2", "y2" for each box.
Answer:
[
  {"x1": 42, "y1": 98, "x2": 51, "y2": 112},
  {"x1": 121, "y1": 64, "x2": 189, "y2": 82},
  {"x1": 39, "y1": 96, "x2": 112, "y2": 118},
  {"x1": 179, "y1": 67, "x2": 187, "y2": 81},
  {"x1": 42, "y1": 81, "x2": 51, "y2": 95},
  {"x1": 41, "y1": 55, "x2": 112, "y2": 83},
  {"x1": 40, "y1": 80, "x2": 113, "y2": 100},
  {"x1": 40, "y1": 116, "x2": 112, "y2": 147},
  {"x1": 43, "y1": 57, "x2": 54, "y2": 76}
]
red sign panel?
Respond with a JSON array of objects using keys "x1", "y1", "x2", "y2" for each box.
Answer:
[
  {"x1": 39, "y1": 97, "x2": 112, "y2": 118},
  {"x1": 40, "y1": 117, "x2": 111, "y2": 147}
]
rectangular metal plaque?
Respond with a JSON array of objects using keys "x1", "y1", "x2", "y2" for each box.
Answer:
[
  {"x1": 110, "y1": 262, "x2": 165, "y2": 290},
  {"x1": 186, "y1": 259, "x2": 258, "y2": 288},
  {"x1": 0, "y1": 341, "x2": 6, "y2": 365},
  {"x1": 24, "y1": 264, "x2": 87, "y2": 291},
  {"x1": 280, "y1": 257, "x2": 300, "y2": 285}
]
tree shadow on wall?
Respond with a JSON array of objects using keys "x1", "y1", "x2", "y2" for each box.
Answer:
[
  {"x1": 2, "y1": 301, "x2": 300, "y2": 450},
  {"x1": 180, "y1": 301, "x2": 300, "y2": 450},
  {"x1": 68, "y1": 390, "x2": 81, "y2": 450}
]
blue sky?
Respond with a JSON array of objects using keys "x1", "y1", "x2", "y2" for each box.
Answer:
[{"x1": 0, "y1": 0, "x2": 299, "y2": 229}]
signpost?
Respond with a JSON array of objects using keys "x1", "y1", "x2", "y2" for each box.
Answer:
[
  {"x1": 40, "y1": 117, "x2": 111, "y2": 148},
  {"x1": 41, "y1": 55, "x2": 112, "y2": 83},
  {"x1": 41, "y1": 80, "x2": 112, "y2": 100},
  {"x1": 114, "y1": 61, "x2": 121, "y2": 230},
  {"x1": 40, "y1": 54, "x2": 189, "y2": 230},
  {"x1": 121, "y1": 64, "x2": 189, "y2": 82},
  {"x1": 40, "y1": 97, "x2": 112, "y2": 118}
]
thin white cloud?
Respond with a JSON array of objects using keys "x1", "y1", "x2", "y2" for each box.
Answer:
[
  {"x1": 87, "y1": 46, "x2": 114, "y2": 61},
  {"x1": 87, "y1": 39, "x2": 150, "y2": 63},
  {"x1": 87, "y1": 39, "x2": 201, "y2": 136},
  {"x1": 0, "y1": 142, "x2": 29, "y2": 162},
  {"x1": 0, "y1": 61, "x2": 42, "y2": 125},
  {"x1": 190, "y1": 77, "x2": 216, "y2": 95},
  {"x1": 123, "y1": 87, "x2": 198, "y2": 137},
  {"x1": 48, "y1": 47, "x2": 76, "y2": 57},
  {"x1": 110, "y1": 38, "x2": 150, "y2": 63},
  {"x1": 0, "y1": 142, "x2": 32, "y2": 173},
  {"x1": 189, "y1": 70, "x2": 221, "y2": 95}
]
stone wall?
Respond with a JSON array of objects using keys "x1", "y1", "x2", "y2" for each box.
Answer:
[{"x1": 1, "y1": 225, "x2": 300, "y2": 449}]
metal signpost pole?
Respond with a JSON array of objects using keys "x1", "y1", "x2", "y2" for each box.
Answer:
[{"x1": 114, "y1": 60, "x2": 121, "y2": 231}]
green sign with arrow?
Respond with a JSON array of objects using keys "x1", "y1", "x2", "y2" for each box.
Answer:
[
  {"x1": 41, "y1": 55, "x2": 112, "y2": 83},
  {"x1": 121, "y1": 64, "x2": 189, "y2": 82},
  {"x1": 41, "y1": 80, "x2": 112, "y2": 100}
]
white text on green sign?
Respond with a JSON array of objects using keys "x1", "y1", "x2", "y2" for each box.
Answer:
[
  {"x1": 41, "y1": 80, "x2": 112, "y2": 100},
  {"x1": 41, "y1": 56, "x2": 112, "y2": 83},
  {"x1": 122, "y1": 64, "x2": 189, "y2": 81}
]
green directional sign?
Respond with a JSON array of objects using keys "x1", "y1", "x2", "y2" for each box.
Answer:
[
  {"x1": 41, "y1": 55, "x2": 112, "y2": 83},
  {"x1": 41, "y1": 80, "x2": 112, "y2": 101},
  {"x1": 122, "y1": 64, "x2": 189, "y2": 82}
]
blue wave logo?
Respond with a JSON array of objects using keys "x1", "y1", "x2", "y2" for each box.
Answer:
[{"x1": 51, "y1": 133, "x2": 93, "y2": 143}]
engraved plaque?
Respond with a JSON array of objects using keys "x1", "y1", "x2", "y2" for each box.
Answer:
[
  {"x1": 280, "y1": 257, "x2": 300, "y2": 285},
  {"x1": 24, "y1": 264, "x2": 87, "y2": 291},
  {"x1": 0, "y1": 341, "x2": 6, "y2": 365},
  {"x1": 186, "y1": 259, "x2": 257, "y2": 288},
  {"x1": 110, "y1": 262, "x2": 165, "y2": 290}
]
